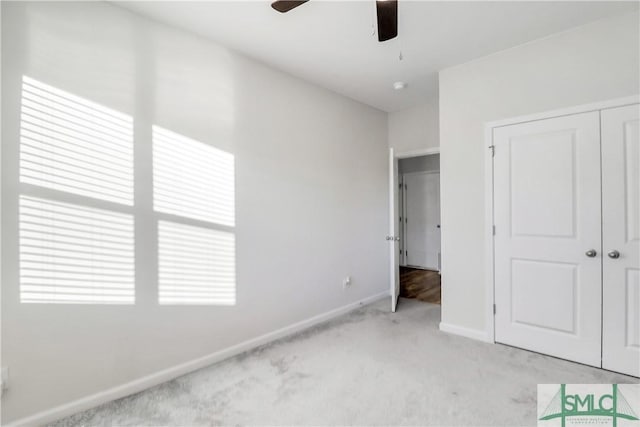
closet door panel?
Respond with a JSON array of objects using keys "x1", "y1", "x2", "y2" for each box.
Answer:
[
  {"x1": 602, "y1": 103, "x2": 640, "y2": 377},
  {"x1": 494, "y1": 111, "x2": 602, "y2": 367}
]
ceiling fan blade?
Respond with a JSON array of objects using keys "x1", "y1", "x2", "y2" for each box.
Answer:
[
  {"x1": 376, "y1": 0, "x2": 398, "y2": 42},
  {"x1": 271, "y1": 1, "x2": 309, "y2": 13}
]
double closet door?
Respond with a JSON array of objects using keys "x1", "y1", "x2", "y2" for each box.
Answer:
[{"x1": 493, "y1": 103, "x2": 639, "y2": 377}]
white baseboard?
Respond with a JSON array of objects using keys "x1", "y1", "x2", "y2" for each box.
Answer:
[
  {"x1": 439, "y1": 321, "x2": 492, "y2": 343},
  {"x1": 9, "y1": 292, "x2": 388, "y2": 427}
]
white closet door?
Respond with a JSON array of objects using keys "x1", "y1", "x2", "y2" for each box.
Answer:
[
  {"x1": 494, "y1": 112, "x2": 602, "y2": 367},
  {"x1": 602, "y1": 104, "x2": 640, "y2": 377}
]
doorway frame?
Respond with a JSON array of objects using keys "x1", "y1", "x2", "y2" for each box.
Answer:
[
  {"x1": 483, "y1": 95, "x2": 639, "y2": 344},
  {"x1": 391, "y1": 147, "x2": 440, "y2": 310}
]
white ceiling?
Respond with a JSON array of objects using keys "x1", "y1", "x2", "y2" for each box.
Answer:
[{"x1": 116, "y1": 1, "x2": 638, "y2": 112}]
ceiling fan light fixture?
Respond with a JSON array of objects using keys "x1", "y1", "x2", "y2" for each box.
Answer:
[
  {"x1": 271, "y1": 1, "x2": 309, "y2": 13},
  {"x1": 272, "y1": 0, "x2": 398, "y2": 43},
  {"x1": 376, "y1": 0, "x2": 398, "y2": 42},
  {"x1": 393, "y1": 81, "x2": 407, "y2": 90}
]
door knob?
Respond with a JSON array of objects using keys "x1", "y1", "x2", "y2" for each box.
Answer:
[
  {"x1": 395, "y1": 236, "x2": 400, "y2": 241},
  {"x1": 585, "y1": 249, "x2": 597, "y2": 258},
  {"x1": 607, "y1": 250, "x2": 620, "y2": 259}
]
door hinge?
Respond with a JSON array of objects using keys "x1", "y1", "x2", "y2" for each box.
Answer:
[
  {"x1": 404, "y1": 184, "x2": 407, "y2": 190},
  {"x1": 405, "y1": 250, "x2": 407, "y2": 256},
  {"x1": 489, "y1": 145, "x2": 495, "y2": 157},
  {"x1": 492, "y1": 225, "x2": 496, "y2": 235},
  {"x1": 493, "y1": 304, "x2": 496, "y2": 315}
]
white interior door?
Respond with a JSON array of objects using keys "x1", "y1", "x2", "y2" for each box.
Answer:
[
  {"x1": 389, "y1": 148, "x2": 400, "y2": 312},
  {"x1": 602, "y1": 104, "x2": 640, "y2": 377},
  {"x1": 404, "y1": 172, "x2": 440, "y2": 270},
  {"x1": 494, "y1": 111, "x2": 602, "y2": 367}
]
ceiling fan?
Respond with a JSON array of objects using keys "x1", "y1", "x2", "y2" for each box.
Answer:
[{"x1": 271, "y1": 1, "x2": 398, "y2": 42}]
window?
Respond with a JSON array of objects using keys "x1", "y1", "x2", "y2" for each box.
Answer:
[
  {"x1": 15, "y1": 78, "x2": 236, "y2": 306},
  {"x1": 153, "y1": 126, "x2": 236, "y2": 305},
  {"x1": 18, "y1": 77, "x2": 135, "y2": 304}
]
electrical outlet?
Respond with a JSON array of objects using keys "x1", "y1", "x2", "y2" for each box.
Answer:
[
  {"x1": 343, "y1": 276, "x2": 352, "y2": 289},
  {"x1": 1, "y1": 367, "x2": 8, "y2": 396}
]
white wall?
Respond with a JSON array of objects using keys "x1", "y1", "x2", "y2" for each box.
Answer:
[
  {"x1": 388, "y1": 97, "x2": 439, "y2": 154},
  {"x1": 439, "y1": 11, "x2": 640, "y2": 335},
  {"x1": 0, "y1": 2, "x2": 388, "y2": 422}
]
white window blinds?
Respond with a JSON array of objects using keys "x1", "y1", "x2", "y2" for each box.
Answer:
[
  {"x1": 19, "y1": 196, "x2": 135, "y2": 304},
  {"x1": 153, "y1": 126, "x2": 235, "y2": 226},
  {"x1": 20, "y1": 76, "x2": 134, "y2": 205},
  {"x1": 158, "y1": 221, "x2": 235, "y2": 305},
  {"x1": 18, "y1": 77, "x2": 135, "y2": 304},
  {"x1": 153, "y1": 126, "x2": 236, "y2": 306}
]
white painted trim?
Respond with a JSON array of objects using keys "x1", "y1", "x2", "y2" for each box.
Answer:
[
  {"x1": 486, "y1": 95, "x2": 639, "y2": 129},
  {"x1": 439, "y1": 322, "x2": 491, "y2": 343},
  {"x1": 7, "y1": 292, "x2": 388, "y2": 427},
  {"x1": 483, "y1": 95, "x2": 640, "y2": 348},
  {"x1": 395, "y1": 147, "x2": 439, "y2": 159},
  {"x1": 484, "y1": 125, "x2": 496, "y2": 344},
  {"x1": 396, "y1": 148, "x2": 441, "y2": 272}
]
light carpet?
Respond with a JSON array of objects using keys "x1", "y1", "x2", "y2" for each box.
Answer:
[{"x1": 50, "y1": 298, "x2": 636, "y2": 426}]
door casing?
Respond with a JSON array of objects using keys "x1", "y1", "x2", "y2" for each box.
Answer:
[{"x1": 390, "y1": 147, "x2": 440, "y2": 312}]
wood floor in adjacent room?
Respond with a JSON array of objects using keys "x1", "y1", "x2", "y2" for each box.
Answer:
[{"x1": 400, "y1": 266, "x2": 441, "y2": 304}]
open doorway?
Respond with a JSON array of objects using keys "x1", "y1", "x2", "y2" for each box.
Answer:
[
  {"x1": 398, "y1": 153, "x2": 441, "y2": 306},
  {"x1": 388, "y1": 148, "x2": 441, "y2": 312}
]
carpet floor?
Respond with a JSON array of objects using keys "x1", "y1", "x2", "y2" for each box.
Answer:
[{"x1": 51, "y1": 298, "x2": 636, "y2": 426}]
